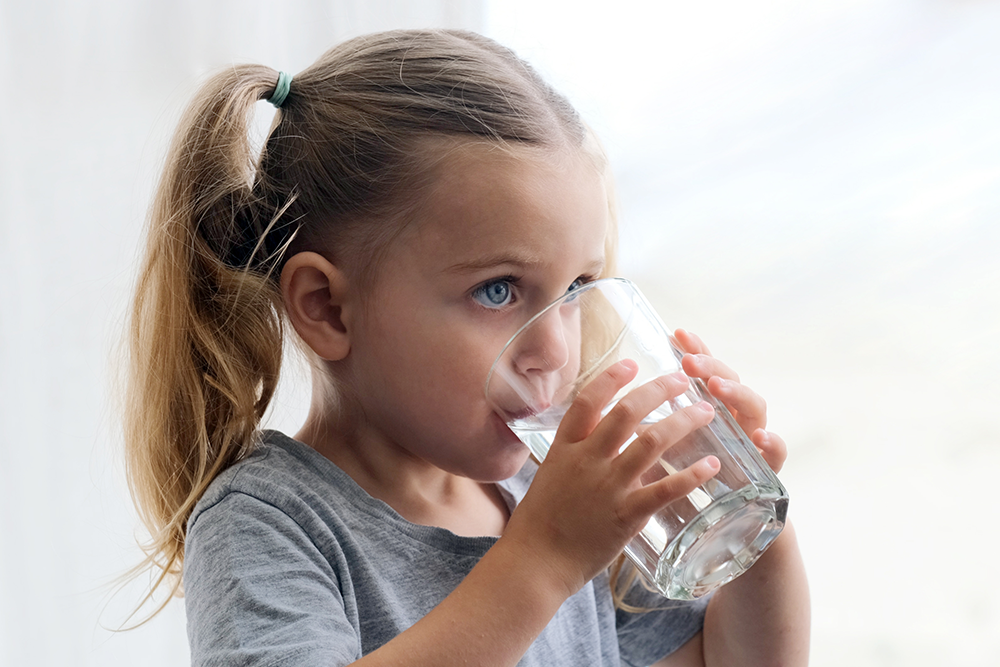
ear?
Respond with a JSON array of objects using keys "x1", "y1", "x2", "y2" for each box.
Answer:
[{"x1": 280, "y1": 251, "x2": 354, "y2": 361}]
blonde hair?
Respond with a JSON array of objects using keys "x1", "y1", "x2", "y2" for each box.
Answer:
[{"x1": 122, "y1": 29, "x2": 619, "y2": 619}]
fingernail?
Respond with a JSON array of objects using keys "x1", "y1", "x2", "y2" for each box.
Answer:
[
  {"x1": 701, "y1": 456, "x2": 720, "y2": 473},
  {"x1": 697, "y1": 401, "x2": 714, "y2": 413},
  {"x1": 669, "y1": 371, "x2": 688, "y2": 382}
]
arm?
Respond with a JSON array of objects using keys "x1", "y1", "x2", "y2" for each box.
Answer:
[
  {"x1": 655, "y1": 523, "x2": 808, "y2": 667},
  {"x1": 650, "y1": 330, "x2": 810, "y2": 667},
  {"x1": 702, "y1": 520, "x2": 809, "y2": 666}
]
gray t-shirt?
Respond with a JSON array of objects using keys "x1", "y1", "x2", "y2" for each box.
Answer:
[{"x1": 185, "y1": 431, "x2": 708, "y2": 666}]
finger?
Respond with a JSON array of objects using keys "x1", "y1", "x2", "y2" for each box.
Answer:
[
  {"x1": 590, "y1": 372, "x2": 692, "y2": 456},
  {"x1": 752, "y1": 429, "x2": 787, "y2": 473},
  {"x1": 706, "y1": 376, "x2": 767, "y2": 432},
  {"x1": 557, "y1": 359, "x2": 639, "y2": 443},
  {"x1": 682, "y1": 353, "x2": 739, "y2": 384},
  {"x1": 615, "y1": 401, "x2": 716, "y2": 479},
  {"x1": 673, "y1": 328, "x2": 712, "y2": 356},
  {"x1": 626, "y1": 456, "x2": 720, "y2": 519}
]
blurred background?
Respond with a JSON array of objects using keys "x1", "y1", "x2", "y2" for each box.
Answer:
[{"x1": 2, "y1": 0, "x2": 998, "y2": 664}]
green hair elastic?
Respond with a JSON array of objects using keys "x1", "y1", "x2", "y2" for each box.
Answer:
[{"x1": 268, "y1": 71, "x2": 292, "y2": 108}]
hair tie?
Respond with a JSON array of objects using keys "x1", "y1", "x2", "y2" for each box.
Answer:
[{"x1": 268, "y1": 71, "x2": 292, "y2": 108}]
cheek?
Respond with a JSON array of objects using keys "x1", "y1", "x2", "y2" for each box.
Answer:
[
  {"x1": 421, "y1": 341, "x2": 495, "y2": 406},
  {"x1": 377, "y1": 327, "x2": 495, "y2": 408},
  {"x1": 360, "y1": 299, "x2": 516, "y2": 417},
  {"x1": 409, "y1": 311, "x2": 507, "y2": 375}
]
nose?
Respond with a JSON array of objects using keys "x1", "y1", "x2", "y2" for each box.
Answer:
[
  {"x1": 487, "y1": 302, "x2": 583, "y2": 418},
  {"x1": 513, "y1": 307, "x2": 572, "y2": 376}
]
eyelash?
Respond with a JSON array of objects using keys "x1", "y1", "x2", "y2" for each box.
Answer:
[
  {"x1": 471, "y1": 274, "x2": 597, "y2": 311},
  {"x1": 472, "y1": 275, "x2": 520, "y2": 310}
]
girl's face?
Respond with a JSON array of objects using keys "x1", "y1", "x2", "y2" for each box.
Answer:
[{"x1": 342, "y1": 142, "x2": 610, "y2": 482}]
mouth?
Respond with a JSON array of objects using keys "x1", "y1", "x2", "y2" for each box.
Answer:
[
  {"x1": 489, "y1": 410, "x2": 530, "y2": 446},
  {"x1": 496, "y1": 396, "x2": 561, "y2": 427},
  {"x1": 489, "y1": 381, "x2": 565, "y2": 423},
  {"x1": 506, "y1": 405, "x2": 540, "y2": 423}
]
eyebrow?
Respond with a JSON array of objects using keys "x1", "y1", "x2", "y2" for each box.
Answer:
[
  {"x1": 445, "y1": 252, "x2": 606, "y2": 275},
  {"x1": 445, "y1": 252, "x2": 542, "y2": 273}
]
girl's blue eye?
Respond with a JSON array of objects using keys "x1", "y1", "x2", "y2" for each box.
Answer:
[
  {"x1": 564, "y1": 277, "x2": 589, "y2": 301},
  {"x1": 473, "y1": 280, "x2": 513, "y2": 309}
]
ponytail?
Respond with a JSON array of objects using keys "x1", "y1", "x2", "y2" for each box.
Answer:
[{"x1": 122, "y1": 65, "x2": 288, "y2": 614}]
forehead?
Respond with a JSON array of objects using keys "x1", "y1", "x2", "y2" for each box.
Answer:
[{"x1": 398, "y1": 141, "x2": 610, "y2": 276}]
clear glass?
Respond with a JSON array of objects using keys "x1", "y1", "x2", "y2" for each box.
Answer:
[{"x1": 485, "y1": 278, "x2": 787, "y2": 599}]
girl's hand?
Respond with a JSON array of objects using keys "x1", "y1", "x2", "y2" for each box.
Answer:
[
  {"x1": 501, "y1": 360, "x2": 721, "y2": 598},
  {"x1": 674, "y1": 329, "x2": 787, "y2": 473}
]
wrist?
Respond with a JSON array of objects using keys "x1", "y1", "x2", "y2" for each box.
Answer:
[{"x1": 489, "y1": 528, "x2": 585, "y2": 605}]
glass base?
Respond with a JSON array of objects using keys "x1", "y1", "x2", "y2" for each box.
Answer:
[{"x1": 649, "y1": 486, "x2": 787, "y2": 600}]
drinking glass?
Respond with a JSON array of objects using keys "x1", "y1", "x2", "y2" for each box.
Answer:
[{"x1": 485, "y1": 278, "x2": 788, "y2": 599}]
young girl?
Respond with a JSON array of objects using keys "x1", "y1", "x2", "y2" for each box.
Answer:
[{"x1": 124, "y1": 29, "x2": 809, "y2": 666}]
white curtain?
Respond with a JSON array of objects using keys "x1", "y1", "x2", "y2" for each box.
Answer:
[{"x1": 0, "y1": 2, "x2": 483, "y2": 665}]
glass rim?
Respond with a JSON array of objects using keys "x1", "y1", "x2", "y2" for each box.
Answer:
[{"x1": 483, "y1": 276, "x2": 637, "y2": 401}]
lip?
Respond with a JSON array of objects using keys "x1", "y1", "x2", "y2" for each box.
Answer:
[
  {"x1": 506, "y1": 405, "x2": 539, "y2": 422},
  {"x1": 489, "y1": 410, "x2": 529, "y2": 444},
  {"x1": 501, "y1": 397, "x2": 554, "y2": 422}
]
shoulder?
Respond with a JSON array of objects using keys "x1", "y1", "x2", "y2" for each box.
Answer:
[
  {"x1": 187, "y1": 430, "x2": 353, "y2": 534},
  {"x1": 183, "y1": 430, "x2": 362, "y2": 598},
  {"x1": 183, "y1": 432, "x2": 365, "y2": 665}
]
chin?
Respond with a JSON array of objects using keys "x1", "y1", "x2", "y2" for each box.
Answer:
[
  {"x1": 498, "y1": 442, "x2": 532, "y2": 477},
  {"x1": 469, "y1": 446, "x2": 531, "y2": 483},
  {"x1": 466, "y1": 416, "x2": 531, "y2": 482}
]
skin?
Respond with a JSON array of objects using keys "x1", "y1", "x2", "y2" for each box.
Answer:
[{"x1": 281, "y1": 141, "x2": 810, "y2": 666}]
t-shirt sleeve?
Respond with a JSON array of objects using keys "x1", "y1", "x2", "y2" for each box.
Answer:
[
  {"x1": 184, "y1": 491, "x2": 360, "y2": 667},
  {"x1": 615, "y1": 577, "x2": 711, "y2": 667}
]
